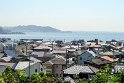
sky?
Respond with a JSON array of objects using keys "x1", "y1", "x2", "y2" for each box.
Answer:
[{"x1": 0, "y1": 0, "x2": 124, "y2": 32}]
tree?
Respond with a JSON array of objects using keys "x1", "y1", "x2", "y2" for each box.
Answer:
[
  {"x1": 76, "y1": 78, "x2": 88, "y2": 83},
  {"x1": 41, "y1": 76, "x2": 56, "y2": 83},
  {"x1": 90, "y1": 70, "x2": 108, "y2": 83},
  {"x1": 15, "y1": 70, "x2": 29, "y2": 83},
  {"x1": 2, "y1": 67, "x2": 29, "y2": 83},
  {"x1": 45, "y1": 72, "x2": 53, "y2": 77},
  {"x1": 2, "y1": 66, "x2": 17, "y2": 83},
  {"x1": 108, "y1": 74, "x2": 120, "y2": 83},
  {"x1": 39, "y1": 71, "x2": 44, "y2": 77},
  {"x1": 31, "y1": 73, "x2": 41, "y2": 83}
]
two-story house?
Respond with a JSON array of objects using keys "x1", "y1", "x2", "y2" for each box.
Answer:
[
  {"x1": 77, "y1": 51, "x2": 97, "y2": 65},
  {"x1": 43, "y1": 56, "x2": 67, "y2": 77}
]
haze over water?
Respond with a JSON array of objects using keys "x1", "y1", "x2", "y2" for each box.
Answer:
[{"x1": 0, "y1": 32, "x2": 123, "y2": 42}]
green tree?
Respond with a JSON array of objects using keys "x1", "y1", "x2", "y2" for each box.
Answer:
[
  {"x1": 90, "y1": 70, "x2": 108, "y2": 83},
  {"x1": 39, "y1": 71, "x2": 44, "y2": 77},
  {"x1": 31, "y1": 73, "x2": 41, "y2": 83},
  {"x1": 76, "y1": 78, "x2": 88, "y2": 83},
  {"x1": 2, "y1": 67, "x2": 29, "y2": 83},
  {"x1": 2, "y1": 66, "x2": 17, "y2": 83},
  {"x1": 15, "y1": 70, "x2": 28, "y2": 83},
  {"x1": 108, "y1": 74, "x2": 120, "y2": 83},
  {"x1": 41, "y1": 76, "x2": 56, "y2": 83}
]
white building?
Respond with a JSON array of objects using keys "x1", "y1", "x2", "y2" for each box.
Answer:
[{"x1": 15, "y1": 61, "x2": 42, "y2": 77}]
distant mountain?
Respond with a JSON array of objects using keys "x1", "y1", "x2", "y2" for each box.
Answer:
[
  {"x1": 11, "y1": 25, "x2": 61, "y2": 32},
  {"x1": 0, "y1": 27, "x2": 12, "y2": 33},
  {"x1": 0, "y1": 27, "x2": 3, "y2": 32}
]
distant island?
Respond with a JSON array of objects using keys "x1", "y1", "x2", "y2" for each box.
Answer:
[
  {"x1": 0, "y1": 27, "x2": 25, "y2": 34},
  {"x1": 0, "y1": 25, "x2": 72, "y2": 34}
]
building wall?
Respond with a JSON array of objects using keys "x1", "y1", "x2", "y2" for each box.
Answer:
[
  {"x1": 0, "y1": 44, "x2": 3, "y2": 51},
  {"x1": 42, "y1": 64, "x2": 52, "y2": 74},
  {"x1": 53, "y1": 64, "x2": 65, "y2": 77},
  {"x1": 77, "y1": 52, "x2": 94, "y2": 65},
  {"x1": 0, "y1": 65, "x2": 6, "y2": 73},
  {"x1": 24, "y1": 63, "x2": 42, "y2": 77}
]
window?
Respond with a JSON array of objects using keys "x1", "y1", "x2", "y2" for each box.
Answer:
[
  {"x1": 56, "y1": 73, "x2": 58, "y2": 77},
  {"x1": 35, "y1": 69, "x2": 37, "y2": 72},
  {"x1": 41, "y1": 68, "x2": 42, "y2": 71},
  {"x1": 80, "y1": 57, "x2": 82, "y2": 60},
  {"x1": 56, "y1": 65, "x2": 58, "y2": 68}
]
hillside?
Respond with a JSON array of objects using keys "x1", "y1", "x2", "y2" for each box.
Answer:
[
  {"x1": 11, "y1": 25, "x2": 61, "y2": 32},
  {"x1": 0, "y1": 27, "x2": 12, "y2": 33}
]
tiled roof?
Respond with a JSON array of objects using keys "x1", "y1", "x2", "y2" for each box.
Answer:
[
  {"x1": 34, "y1": 45, "x2": 52, "y2": 50},
  {"x1": 89, "y1": 58, "x2": 111, "y2": 65},
  {"x1": 101, "y1": 56, "x2": 119, "y2": 62},
  {"x1": 43, "y1": 56, "x2": 66, "y2": 65},
  {"x1": 15, "y1": 61, "x2": 37, "y2": 70},
  {"x1": 1, "y1": 56, "x2": 12, "y2": 62},
  {"x1": 63, "y1": 65, "x2": 99, "y2": 74},
  {"x1": 27, "y1": 57, "x2": 42, "y2": 62},
  {"x1": 0, "y1": 62, "x2": 16, "y2": 68},
  {"x1": 100, "y1": 51, "x2": 121, "y2": 56}
]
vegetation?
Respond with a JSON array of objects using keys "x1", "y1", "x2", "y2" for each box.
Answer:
[
  {"x1": 2, "y1": 66, "x2": 57, "y2": 83},
  {"x1": 1, "y1": 65, "x2": 124, "y2": 83},
  {"x1": 0, "y1": 72, "x2": 4, "y2": 83},
  {"x1": 90, "y1": 66, "x2": 124, "y2": 83},
  {"x1": 76, "y1": 78, "x2": 88, "y2": 83}
]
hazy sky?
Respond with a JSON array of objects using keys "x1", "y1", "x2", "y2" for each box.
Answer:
[{"x1": 0, "y1": 0, "x2": 124, "y2": 32}]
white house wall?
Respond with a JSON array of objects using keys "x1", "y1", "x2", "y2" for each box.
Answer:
[{"x1": 24, "y1": 63, "x2": 42, "y2": 77}]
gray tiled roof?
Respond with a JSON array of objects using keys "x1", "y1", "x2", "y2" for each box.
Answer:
[
  {"x1": 90, "y1": 58, "x2": 111, "y2": 65},
  {"x1": 0, "y1": 53, "x2": 4, "y2": 58},
  {"x1": 0, "y1": 62, "x2": 16, "y2": 68},
  {"x1": 63, "y1": 65, "x2": 99, "y2": 74},
  {"x1": 43, "y1": 56, "x2": 66, "y2": 65}
]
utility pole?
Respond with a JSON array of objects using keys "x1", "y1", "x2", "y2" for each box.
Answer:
[
  {"x1": 52, "y1": 41, "x2": 53, "y2": 51},
  {"x1": 66, "y1": 48, "x2": 68, "y2": 68},
  {"x1": 78, "y1": 43, "x2": 79, "y2": 50},
  {"x1": 26, "y1": 41, "x2": 31, "y2": 82}
]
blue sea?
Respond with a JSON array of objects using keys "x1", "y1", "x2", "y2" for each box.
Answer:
[{"x1": 0, "y1": 32, "x2": 124, "y2": 42}]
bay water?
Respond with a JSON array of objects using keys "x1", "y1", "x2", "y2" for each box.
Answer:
[{"x1": 0, "y1": 31, "x2": 124, "y2": 42}]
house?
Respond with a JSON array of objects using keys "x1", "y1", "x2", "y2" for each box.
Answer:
[
  {"x1": 0, "y1": 65, "x2": 6, "y2": 73},
  {"x1": 0, "y1": 50, "x2": 18, "y2": 62},
  {"x1": 77, "y1": 51, "x2": 97, "y2": 65},
  {"x1": 55, "y1": 40, "x2": 64, "y2": 47},
  {"x1": 15, "y1": 61, "x2": 42, "y2": 77},
  {"x1": 43, "y1": 56, "x2": 67, "y2": 77},
  {"x1": 3, "y1": 40, "x2": 17, "y2": 50},
  {"x1": 100, "y1": 51, "x2": 122, "y2": 58},
  {"x1": 63, "y1": 65, "x2": 99, "y2": 80},
  {"x1": 115, "y1": 41, "x2": 124, "y2": 48},
  {"x1": 0, "y1": 43, "x2": 4, "y2": 51},
  {"x1": 85, "y1": 58, "x2": 112, "y2": 68},
  {"x1": 31, "y1": 51, "x2": 55, "y2": 62},
  {"x1": 33, "y1": 45, "x2": 52, "y2": 52},
  {"x1": 114, "y1": 65, "x2": 124, "y2": 73},
  {"x1": 0, "y1": 62, "x2": 16, "y2": 73},
  {"x1": 52, "y1": 50, "x2": 66, "y2": 56},
  {"x1": 3, "y1": 50, "x2": 17, "y2": 58},
  {"x1": 15, "y1": 44, "x2": 33, "y2": 56},
  {"x1": 0, "y1": 52, "x2": 4, "y2": 58},
  {"x1": 106, "y1": 39, "x2": 118, "y2": 45},
  {"x1": 0, "y1": 56, "x2": 12, "y2": 62},
  {"x1": 64, "y1": 76, "x2": 75, "y2": 83},
  {"x1": 101, "y1": 55, "x2": 119, "y2": 62}
]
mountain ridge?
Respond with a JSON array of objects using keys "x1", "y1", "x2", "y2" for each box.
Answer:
[{"x1": 10, "y1": 25, "x2": 61, "y2": 32}]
